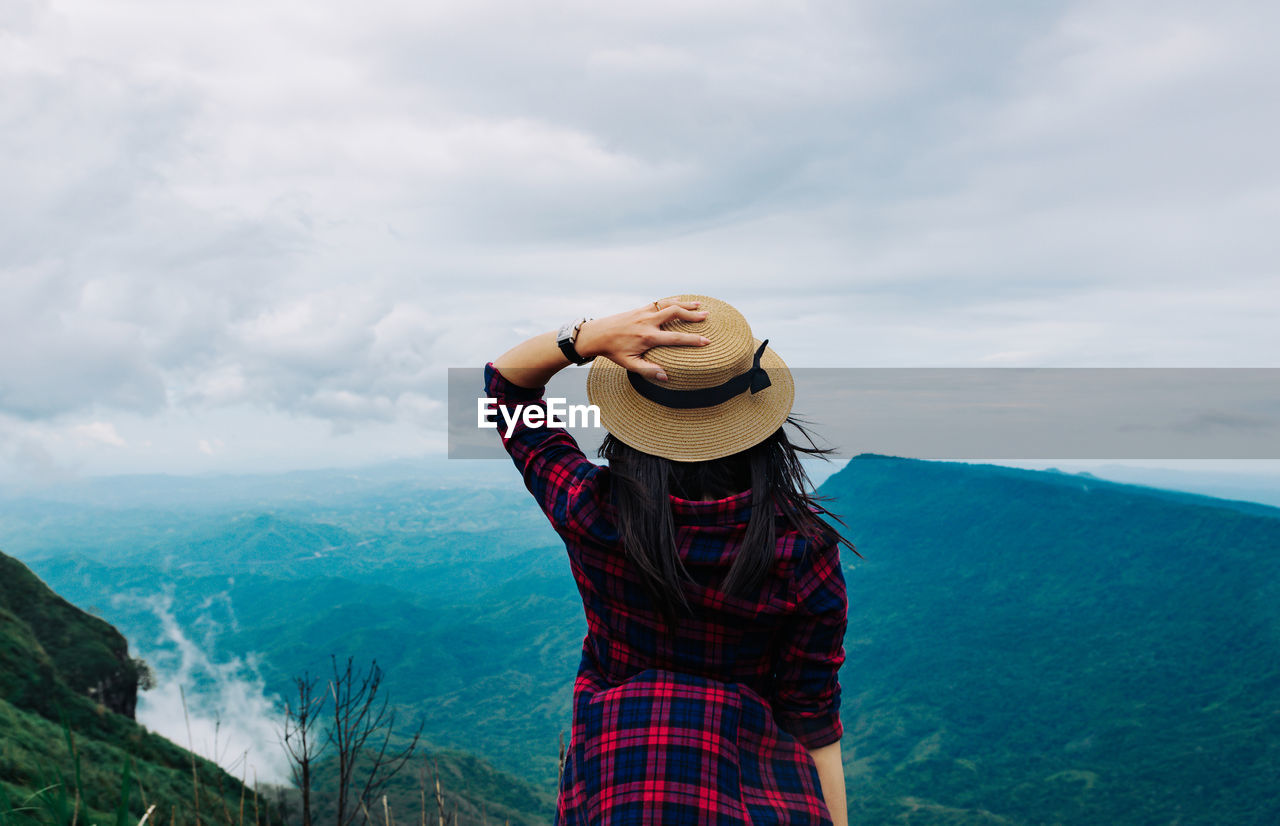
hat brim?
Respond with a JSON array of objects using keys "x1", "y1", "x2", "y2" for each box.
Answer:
[{"x1": 586, "y1": 339, "x2": 794, "y2": 462}]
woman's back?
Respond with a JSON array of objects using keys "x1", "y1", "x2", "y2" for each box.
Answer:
[
  {"x1": 486, "y1": 294, "x2": 850, "y2": 825},
  {"x1": 572, "y1": 484, "x2": 844, "y2": 726},
  {"x1": 484, "y1": 360, "x2": 847, "y2": 825}
]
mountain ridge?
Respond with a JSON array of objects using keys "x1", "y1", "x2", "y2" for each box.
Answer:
[
  {"x1": 831, "y1": 453, "x2": 1280, "y2": 520},
  {"x1": 817, "y1": 453, "x2": 1280, "y2": 825}
]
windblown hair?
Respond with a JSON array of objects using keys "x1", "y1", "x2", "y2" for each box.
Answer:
[{"x1": 598, "y1": 417, "x2": 860, "y2": 628}]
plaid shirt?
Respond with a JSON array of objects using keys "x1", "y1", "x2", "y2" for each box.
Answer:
[{"x1": 484, "y1": 363, "x2": 847, "y2": 825}]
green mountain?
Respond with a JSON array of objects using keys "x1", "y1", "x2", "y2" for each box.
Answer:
[
  {"x1": 7, "y1": 486, "x2": 585, "y2": 802},
  {"x1": 7, "y1": 457, "x2": 1280, "y2": 824},
  {"x1": 0, "y1": 551, "x2": 143, "y2": 721},
  {"x1": 820, "y1": 454, "x2": 1280, "y2": 825},
  {"x1": 0, "y1": 549, "x2": 555, "y2": 826},
  {"x1": 0, "y1": 550, "x2": 278, "y2": 825}
]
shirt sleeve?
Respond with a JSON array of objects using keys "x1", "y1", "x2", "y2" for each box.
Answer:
[
  {"x1": 483, "y1": 362, "x2": 606, "y2": 541},
  {"x1": 771, "y1": 535, "x2": 848, "y2": 749}
]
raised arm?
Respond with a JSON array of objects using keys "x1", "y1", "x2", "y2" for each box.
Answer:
[
  {"x1": 485, "y1": 298, "x2": 711, "y2": 538},
  {"x1": 492, "y1": 298, "x2": 711, "y2": 388}
]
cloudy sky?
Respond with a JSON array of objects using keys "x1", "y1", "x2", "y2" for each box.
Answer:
[{"x1": 2, "y1": 0, "x2": 1277, "y2": 482}]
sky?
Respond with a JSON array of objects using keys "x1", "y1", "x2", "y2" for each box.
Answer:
[{"x1": 2, "y1": 0, "x2": 1278, "y2": 483}]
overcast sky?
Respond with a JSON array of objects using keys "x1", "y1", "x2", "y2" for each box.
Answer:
[{"x1": 2, "y1": 0, "x2": 1278, "y2": 482}]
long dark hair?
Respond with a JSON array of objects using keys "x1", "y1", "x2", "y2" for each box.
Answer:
[{"x1": 598, "y1": 416, "x2": 861, "y2": 628}]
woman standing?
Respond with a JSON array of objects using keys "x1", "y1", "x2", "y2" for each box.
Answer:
[{"x1": 487, "y1": 294, "x2": 855, "y2": 825}]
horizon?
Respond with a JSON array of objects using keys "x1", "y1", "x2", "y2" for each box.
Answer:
[{"x1": 4, "y1": 451, "x2": 1280, "y2": 511}]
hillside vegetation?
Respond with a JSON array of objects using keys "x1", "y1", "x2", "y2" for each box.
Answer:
[
  {"x1": 0, "y1": 550, "x2": 276, "y2": 825},
  {"x1": 5, "y1": 483, "x2": 584, "y2": 796}
]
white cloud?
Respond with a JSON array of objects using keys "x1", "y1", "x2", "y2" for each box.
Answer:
[
  {"x1": 126, "y1": 593, "x2": 293, "y2": 786},
  {"x1": 72, "y1": 421, "x2": 126, "y2": 447},
  {"x1": 2, "y1": 0, "x2": 1278, "y2": 477},
  {"x1": 197, "y1": 438, "x2": 224, "y2": 456}
]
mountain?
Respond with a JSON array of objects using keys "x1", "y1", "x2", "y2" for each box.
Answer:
[
  {"x1": 0, "y1": 548, "x2": 554, "y2": 826},
  {"x1": 6, "y1": 457, "x2": 1280, "y2": 824},
  {"x1": 818, "y1": 454, "x2": 1280, "y2": 826},
  {"x1": 3, "y1": 478, "x2": 585, "y2": 803},
  {"x1": 0, "y1": 549, "x2": 278, "y2": 824},
  {"x1": 0, "y1": 551, "x2": 142, "y2": 720}
]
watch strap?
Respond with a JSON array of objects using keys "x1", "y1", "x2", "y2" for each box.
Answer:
[{"x1": 557, "y1": 317, "x2": 593, "y2": 365}]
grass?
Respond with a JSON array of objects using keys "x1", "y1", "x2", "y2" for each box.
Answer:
[
  {"x1": 0, "y1": 700, "x2": 280, "y2": 826},
  {"x1": 1, "y1": 733, "x2": 537, "y2": 826}
]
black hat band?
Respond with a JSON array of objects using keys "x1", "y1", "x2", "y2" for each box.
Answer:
[{"x1": 626, "y1": 339, "x2": 772, "y2": 409}]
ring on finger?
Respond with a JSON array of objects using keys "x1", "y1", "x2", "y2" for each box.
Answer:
[{"x1": 653, "y1": 300, "x2": 661, "y2": 311}]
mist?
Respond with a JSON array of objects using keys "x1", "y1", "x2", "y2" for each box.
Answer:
[{"x1": 128, "y1": 593, "x2": 294, "y2": 787}]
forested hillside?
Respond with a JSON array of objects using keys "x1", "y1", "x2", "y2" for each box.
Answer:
[
  {"x1": 0, "y1": 550, "x2": 275, "y2": 825},
  {"x1": 820, "y1": 455, "x2": 1280, "y2": 825}
]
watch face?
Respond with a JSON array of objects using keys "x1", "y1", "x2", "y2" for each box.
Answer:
[{"x1": 556, "y1": 319, "x2": 591, "y2": 364}]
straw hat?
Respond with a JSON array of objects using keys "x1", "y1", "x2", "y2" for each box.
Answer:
[{"x1": 586, "y1": 294, "x2": 795, "y2": 462}]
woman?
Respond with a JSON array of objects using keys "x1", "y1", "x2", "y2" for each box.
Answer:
[{"x1": 487, "y1": 294, "x2": 856, "y2": 825}]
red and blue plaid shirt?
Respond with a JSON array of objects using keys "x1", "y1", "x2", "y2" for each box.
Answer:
[{"x1": 484, "y1": 362, "x2": 848, "y2": 825}]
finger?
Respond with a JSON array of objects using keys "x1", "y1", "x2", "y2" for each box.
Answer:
[
  {"x1": 651, "y1": 331, "x2": 711, "y2": 347},
  {"x1": 653, "y1": 298, "x2": 703, "y2": 312},
  {"x1": 656, "y1": 304, "x2": 709, "y2": 324},
  {"x1": 618, "y1": 355, "x2": 668, "y2": 381}
]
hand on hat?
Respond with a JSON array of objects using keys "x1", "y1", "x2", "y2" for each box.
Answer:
[{"x1": 575, "y1": 299, "x2": 711, "y2": 382}]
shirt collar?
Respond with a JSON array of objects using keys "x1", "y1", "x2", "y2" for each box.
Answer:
[{"x1": 667, "y1": 488, "x2": 785, "y2": 525}]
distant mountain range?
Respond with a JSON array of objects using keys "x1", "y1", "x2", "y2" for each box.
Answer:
[{"x1": 3, "y1": 454, "x2": 1277, "y2": 825}]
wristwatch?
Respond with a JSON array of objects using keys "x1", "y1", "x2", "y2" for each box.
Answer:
[{"x1": 556, "y1": 317, "x2": 594, "y2": 365}]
